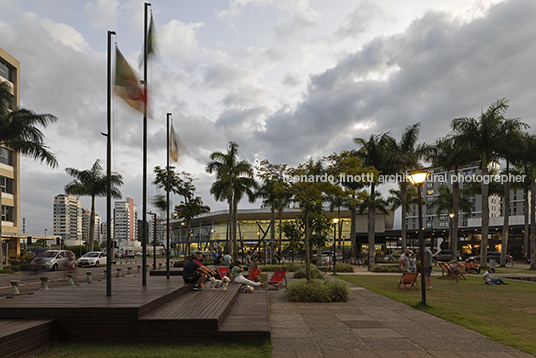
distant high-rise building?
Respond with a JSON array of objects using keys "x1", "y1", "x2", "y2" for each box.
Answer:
[
  {"x1": 1, "y1": 48, "x2": 21, "y2": 238},
  {"x1": 101, "y1": 219, "x2": 114, "y2": 243},
  {"x1": 82, "y1": 209, "x2": 101, "y2": 244},
  {"x1": 53, "y1": 194, "x2": 82, "y2": 241},
  {"x1": 114, "y1": 197, "x2": 137, "y2": 244}
]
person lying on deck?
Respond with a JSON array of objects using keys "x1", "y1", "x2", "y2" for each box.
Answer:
[{"x1": 230, "y1": 260, "x2": 268, "y2": 288}]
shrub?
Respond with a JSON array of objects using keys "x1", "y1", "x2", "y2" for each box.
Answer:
[
  {"x1": 173, "y1": 260, "x2": 185, "y2": 267},
  {"x1": 259, "y1": 263, "x2": 305, "y2": 272},
  {"x1": 335, "y1": 263, "x2": 354, "y2": 272},
  {"x1": 286, "y1": 279, "x2": 351, "y2": 302},
  {"x1": 371, "y1": 264, "x2": 400, "y2": 273},
  {"x1": 0, "y1": 266, "x2": 15, "y2": 274},
  {"x1": 294, "y1": 266, "x2": 324, "y2": 279}
]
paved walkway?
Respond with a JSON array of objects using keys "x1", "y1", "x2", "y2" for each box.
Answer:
[{"x1": 269, "y1": 276, "x2": 534, "y2": 358}]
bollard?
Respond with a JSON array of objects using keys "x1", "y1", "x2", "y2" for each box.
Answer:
[
  {"x1": 127, "y1": 267, "x2": 132, "y2": 275},
  {"x1": 10, "y1": 280, "x2": 21, "y2": 295},
  {"x1": 137, "y1": 265, "x2": 141, "y2": 273},
  {"x1": 116, "y1": 268, "x2": 122, "y2": 277},
  {"x1": 86, "y1": 271, "x2": 93, "y2": 283},
  {"x1": 67, "y1": 274, "x2": 75, "y2": 286},
  {"x1": 39, "y1": 277, "x2": 49, "y2": 290},
  {"x1": 103, "y1": 270, "x2": 107, "y2": 279},
  {"x1": 159, "y1": 263, "x2": 162, "y2": 269}
]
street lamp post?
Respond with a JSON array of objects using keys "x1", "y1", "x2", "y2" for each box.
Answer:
[
  {"x1": 449, "y1": 213, "x2": 455, "y2": 251},
  {"x1": 407, "y1": 172, "x2": 429, "y2": 306},
  {"x1": 43, "y1": 229, "x2": 47, "y2": 249},
  {"x1": 332, "y1": 218, "x2": 339, "y2": 275}
]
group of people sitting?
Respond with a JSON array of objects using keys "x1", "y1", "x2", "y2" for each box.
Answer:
[{"x1": 182, "y1": 251, "x2": 268, "y2": 291}]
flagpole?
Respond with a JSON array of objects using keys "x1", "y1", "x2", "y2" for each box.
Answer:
[
  {"x1": 106, "y1": 30, "x2": 116, "y2": 297},
  {"x1": 166, "y1": 113, "x2": 172, "y2": 279},
  {"x1": 142, "y1": 2, "x2": 151, "y2": 287}
]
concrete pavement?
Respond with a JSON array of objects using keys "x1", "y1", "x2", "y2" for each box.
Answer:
[{"x1": 269, "y1": 276, "x2": 534, "y2": 358}]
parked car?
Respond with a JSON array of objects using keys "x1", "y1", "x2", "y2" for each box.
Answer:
[
  {"x1": 125, "y1": 250, "x2": 135, "y2": 259},
  {"x1": 30, "y1": 250, "x2": 76, "y2": 271},
  {"x1": 432, "y1": 250, "x2": 461, "y2": 264},
  {"x1": 466, "y1": 252, "x2": 512, "y2": 264},
  {"x1": 320, "y1": 251, "x2": 338, "y2": 265},
  {"x1": 77, "y1": 251, "x2": 107, "y2": 267}
]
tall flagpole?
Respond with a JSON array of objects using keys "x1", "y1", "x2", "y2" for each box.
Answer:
[
  {"x1": 166, "y1": 113, "x2": 172, "y2": 279},
  {"x1": 106, "y1": 30, "x2": 116, "y2": 296},
  {"x1": 142, "y1": 2, "x2": 151, "y2": 286}
]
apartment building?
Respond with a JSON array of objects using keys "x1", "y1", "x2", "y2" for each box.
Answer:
[
  {"x1": 114, "y1": 197, "x2": 137, "y2": 245},
  {"x1": 82, "y1": 209, "x2": 101, "y2": 244},
  {"x1": 53, "y1": 194, "x2": 82, "y2": 241}
]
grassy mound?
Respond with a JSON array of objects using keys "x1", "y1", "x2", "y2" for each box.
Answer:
[{"x1": 286, "y1": 279, "x2": 351, "y2": 302}]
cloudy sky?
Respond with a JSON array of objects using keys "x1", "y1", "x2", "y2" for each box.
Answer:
[{"x1": 1, "y1": 0, "x2": 536, "y2": 235}]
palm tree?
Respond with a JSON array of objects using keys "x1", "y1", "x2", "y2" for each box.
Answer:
[
  {"x1": 387, "y1": 184, "x2": 418, "y2": 230},
  {"x1": 393, "y1": 123, "x2": 423, "y2": 251},
  {"x1": 0, "y1": 81, "x2": 58, "y2": 269},
  {"x1": 354, "y1": 133, "x2": 396, "y2": 270},
  {"x1": 423, "y1": 137, "x2": 473, "y2": 260},
  {"x1": 206, "y1": 142, "x2": 256, "y2": 260},
  {"x1": 65, "y1": 160, "x2": 123, "y2": 253},
  {"x1": 427, "y1": 186, "x2": 472, "y2": 250},
  {"x1": 451, "y1": 99, "x2": 527, "y2": 268}
]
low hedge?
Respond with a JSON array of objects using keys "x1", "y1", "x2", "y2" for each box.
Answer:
[
  {"x1": 258, "y1": 263, "x2": 305, "y2": 272},
  {"x1": 335, "y1": 263, "x2": 354, "y2": 272},
  {"x1": 294, "y1": 266, "x2": 324, "y2": 279},
  {"x1": 286, "y1": 279, "x2": 351, "y2": 302},
  {"x1": 371, "y1": 264, "x2": 400, "y2": 273}
]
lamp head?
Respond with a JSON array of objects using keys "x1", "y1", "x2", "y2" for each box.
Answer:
[
  {"x1": 407, "y1": 172, "x2": 428, "y2": 186},
  {"x1": 332, "y1": 218, "x2": 339, "y2": 224}
]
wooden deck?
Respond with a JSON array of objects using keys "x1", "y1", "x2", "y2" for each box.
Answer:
[
  {"x1": 0, "y1": 273, "x2": 270, "y2": 354},
  {"x1": 0, "y1": 319, "x2": 56, "y2": 358}
]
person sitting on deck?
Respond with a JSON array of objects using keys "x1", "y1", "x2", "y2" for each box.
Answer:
[
  {"x1": 230, "y1": 260, "x2": 267, "y2": 288},
  {"x1": 249, "y1": 260, "x2": 262, "y2": 283},
  {"x1": 183, "y1": 253, "x2": 213, "y2": 291},
  {"x1": 223, "y1": 252, "x2": 232, "y2": 267}
]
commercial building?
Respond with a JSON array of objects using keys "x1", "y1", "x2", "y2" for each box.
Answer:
[
  {"x1": 82, "y1": 209, "x2": 101, "y2": 244},
  {"x1": 0, "y1": 48, "x2": 21, "y2": 263},
  {"x1": 114, "y1": 197, "x2": 137, "y2": 246}
]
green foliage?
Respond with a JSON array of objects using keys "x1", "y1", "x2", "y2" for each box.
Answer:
[
  {"x1": 335, "y1": 263, "x2": 354, "y2": 272},
  {"x1": 173, "y1": 260, "x2": 185, "y2": 267},
  {"x1": 0, "y1": 266, "x2": 16, "y2": 274},
  {"x1": 371, "y1": 264, "x2": 400, "y2": 272},
  {"x1": 294, "y1": 266, "x2": 324, "y2": 279},
  {"x1": 286, "y1": 279, "x2": 351, "y2": 302},
  {"x1": 258, "y1": 263, "x2": 305, "y2": 272}
]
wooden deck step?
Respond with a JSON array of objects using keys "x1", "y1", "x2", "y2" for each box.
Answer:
[
  {"x1": 139, "y1": 283, "x2": 241, "y2": 330},
  {"x1": 0, "y1": 319, "x2": 56, "y2": 358}
]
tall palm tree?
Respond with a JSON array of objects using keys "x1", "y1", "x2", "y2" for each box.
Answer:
[
  {"x1": 451, "y1": 99, "x2": 527, "y2": 268},
  {"x1": 393, "y1": 123, "x2": 423, "y2": 251},
  {"x1": 206, "y1": 142, "x2": 256, "y2": 260},
  {"x1": 387, "y1": 184, "x2": 418, "y2": 229},
  {"x1": 0, "y1": 81, "x2": 58, "y2": 269},
  {"x1": 354, "y1": 133, "x2": 396, "y2": 270},
  {"x1": 65, "y1": 160, "x2": 123, "y2": 252},
  {"x1": 423, "y1": 137, "x2": 473, "y2": 260},
  {"x1": 427, "y1": 186, "x2": 472, "y2": 250}
]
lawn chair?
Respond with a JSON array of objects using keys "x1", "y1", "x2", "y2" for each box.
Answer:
[
  {"x1": 397, "y1": 272, "x2": 418, "y2": 290},
  {"x1": 438, "y1": 262, "x2": 453, "y2": 279},
  {"x1": 267, "y1": 270, "x2": 287, "y2": 289},
  {"x1": 217, "y1": 267, "x2": 229, "y2": 279}
]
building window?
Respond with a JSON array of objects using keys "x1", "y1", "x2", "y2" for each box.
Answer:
[
  {"x1": 0, "y1": 147, "x2": 11, "y2": 165},
  {"x1": 0, "y1": 61, "x2": 10, "y2": 80},
  {"x1": 1, "y1": 205, "x2": 13, "y2": 222},
  {"x1": 1, "y1": 177, "x2": 12, "y2": 193}
]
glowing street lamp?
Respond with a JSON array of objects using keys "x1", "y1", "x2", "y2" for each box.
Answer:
[{"x1": 407, "y1": 171, "x2": 429, "y2": 306}]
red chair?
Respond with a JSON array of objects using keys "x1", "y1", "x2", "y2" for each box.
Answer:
[
  {"x1": 217, "y1": 267, "x2": 229, "y2": 279},
  {"x1": 397, "y1": 272, "x2": 418, "y2": 290},
  {"x1": 267, "y1": 270, "x2": 287, "y2": 289}
]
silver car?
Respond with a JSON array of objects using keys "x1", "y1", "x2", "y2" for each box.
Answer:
[{"x1": 30, "y1": 250, "x2": 76, "y2": 271}]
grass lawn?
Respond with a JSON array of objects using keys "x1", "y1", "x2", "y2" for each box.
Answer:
[
  {"x1": 33, "y1": 340, "x2": 272, "y2": 358},
  {"x1": 339, "y1": 274, "x2": 536, "y2": 355}
]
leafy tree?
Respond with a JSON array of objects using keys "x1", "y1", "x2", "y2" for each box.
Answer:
[
  {"x1": 65, "y1": 159, "x2": 123, "y2": 253},
  {"x1": 451, "y1": 99, "x2": 527, "y2": 268},
  {"x1": 354, "y1": 133, "x2": 396, "y2": 270},
  {"x1": 0, "y1": 81, "x2": 58, "y2": 269},
  {"x1": 280, "y1": 220, "x2": 304, "y2": 262},
  {"x1": 206, "y1": 142, "x2": 256, "y2": 260}
]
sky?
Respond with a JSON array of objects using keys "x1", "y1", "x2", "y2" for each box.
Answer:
[{"x1": 1, "y1": 0, "x2": 536, "y2": 236}]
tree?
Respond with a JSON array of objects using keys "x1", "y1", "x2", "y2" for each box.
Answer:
[
  {"x1": 206, "y1": 142, "x2": 256, "y2": 261},
  {"x1": 423, "y1": 137, "x2": 472, "y2": 260},
  {"x1": 0, "y1": 81, "x2": 58, "y2": 269},
  {"x1": 354, "y1": 133, "x2": 396, "y2": 270},
  {"x1": 427, "y1": 186, "x2": 472, "y2": 250},
  {"x1": 65, "y1": 160, "x2": 123, "y2": 254},
  {"x1": 451, "y1": 99, "x2": 527, "y2": 269},
  {"x1": 153, "y1": 168, "x2": 203, "y2": 257},
  {"x1": 392, "y1": 123, "x2": 423, "y2": 251}
]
